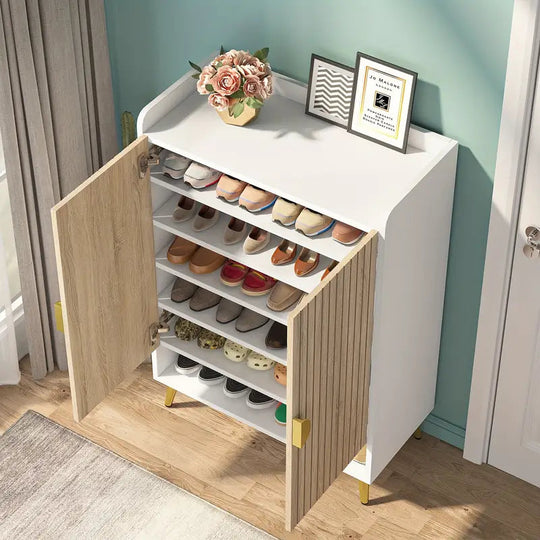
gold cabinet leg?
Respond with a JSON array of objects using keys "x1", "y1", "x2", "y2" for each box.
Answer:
[
  {"x1": 414, "y1": 427, "x2": 423, "y2": 440},
  {"x1": 164, "y1": 387, "x2": 177, "y2": 407},
  {"x1": 359, "y1": 481, "x2": 369, "y2": 505}
]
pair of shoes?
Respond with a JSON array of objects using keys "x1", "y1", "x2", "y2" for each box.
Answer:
[
  {"x1": 162, "y1": 152, "x2": 221, "y2": 188},
  {"x1": 170, "y1": 278, "x2": 221, "y2": 312},
  {"x1": 267, "y1": 283, "x2": 304, "y2": 312},
  {"x1": 216, "y1": 175, "x2": 277, "y2": 212},
  {"x1": 222, "y1": 378, "x2": 275, "y2": 408},
  {"x1": 173, "y1": 197, "x2": 221, "y2": 232},
  {"x1": 272, "y1": 199, "x2": 335, "y2": 237},
  {"x1": 220, "y1": 261, "x2": 277, "y2": 296},
  {"x1": 271, "y1": 241, "x2": 319, "y2": 276},
  {"x1": 217, "y1": 301, "x2": 269, "y2": 333},
  {"x1": 173, "y1": 317, "x2": 225, "y2": 349},
  {"x1": 167, "y1": 238, "x2": 225, "y2": 274},
  {"x1": 223, "y1": 340, "x2": 275, "y2": 371}
]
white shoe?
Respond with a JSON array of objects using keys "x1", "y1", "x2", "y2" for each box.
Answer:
[
  {"x1": 162, "y1": 152, "x2": 192, "y2": 179},
  {"x1": 184, "y1": 162, "x2": 221, "y2": 188}
]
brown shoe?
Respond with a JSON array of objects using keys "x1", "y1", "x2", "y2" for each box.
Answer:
[
  {"x1": 267, "y1": 283, "x2": 304, "y2": 312},
  {"x1": 294, "y1": 248, "x2": 319, "y2": 277},
  {"x1": 321, "y1": 260, "x2": 338, "y2": 280},
  {"x1": 189, "y1": 247, "x2": 226, "y2": 274},
  {"x1": 167, "y1": 236, "x2": 198, "y2": 264},
  {"x1": 265, "y1": 322, "x2": 287, "y2": 349},
  {"x1": 271, "y1": 240, "x2": 297, "y2": 265}
]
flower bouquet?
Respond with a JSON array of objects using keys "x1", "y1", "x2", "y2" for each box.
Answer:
[{"x1": 190, "y1": 47, "x2": 273, "y2": 126}]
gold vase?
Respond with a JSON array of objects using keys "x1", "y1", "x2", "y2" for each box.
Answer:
[{"x1": 217, "y1": 98, "x2": 260, "y2": 126}]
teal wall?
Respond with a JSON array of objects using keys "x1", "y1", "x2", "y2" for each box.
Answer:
[{"x1": 104, "y1": 0, "x2": 514, "y2": 448}]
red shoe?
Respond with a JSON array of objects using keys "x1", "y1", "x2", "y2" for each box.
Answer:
[
  {"x1": 220, "y1": 260, "x2": 249, "y2": 286},
  {"x1": 242, "y1": 270, "x2": 277, "y2": 296}
]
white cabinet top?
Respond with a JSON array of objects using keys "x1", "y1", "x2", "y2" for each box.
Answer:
[{"x1": 140, "y1": 72, "x2": 457, "y2": 231}]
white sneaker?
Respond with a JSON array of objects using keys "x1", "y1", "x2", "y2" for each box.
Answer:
[
  {"x1": 162, "y1": 152, "x2": 192, "y2": 179},
  {"x1": 184, "y1": 162, "x2": 222, "y2": 189}
]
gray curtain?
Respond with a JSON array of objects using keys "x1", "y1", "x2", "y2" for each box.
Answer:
[{"x1": 0, "y1": 0, "x2": 118, "y2": 377}]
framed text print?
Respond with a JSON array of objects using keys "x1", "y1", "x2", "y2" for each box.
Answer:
[
  {"x1": 305, "y1": 54, "x2": 354, "y2": 128},
  {"x1": 348, "y1": 53, "x2": 417, "y2": 153}
]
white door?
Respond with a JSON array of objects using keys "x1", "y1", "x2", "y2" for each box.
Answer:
[{"x1": 488, "y1": 60, "x2": 540, "y2": 487}]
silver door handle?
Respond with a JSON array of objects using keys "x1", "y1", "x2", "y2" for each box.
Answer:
[{"x1": 523, "y1": 226, "x2": 540, "y2": 258}]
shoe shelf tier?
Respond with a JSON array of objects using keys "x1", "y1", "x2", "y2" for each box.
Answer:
[
  {"x1": 153, "y1": 195, "x2": 330, "y2": 293},
  {"x1": 151, "y1": 172, "x2": 352, "y2": 262},
  {"x1": 155, "y1": 246, "x2": 289, "y2": 325},
  {"x1": 159, "y1": 327, "x2": 286, "y2": 403},
  {"x1": 157, "y1": 286, "x2": 287, "y2": 365},
  {"x1": 155, "y1": 359, "x2": 285, "y2": 443}
]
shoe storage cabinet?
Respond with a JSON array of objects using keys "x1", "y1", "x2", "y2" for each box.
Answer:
[{"x1": 52, "y1": 64, "x2": 458, "y2": 530}]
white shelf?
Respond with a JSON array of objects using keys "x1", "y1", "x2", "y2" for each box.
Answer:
[
  {"x1": 151, "y1": 172, "x2": 351, "y2": 262},
  {"x1": 155, "y1": 247, "x2": 289, "y2": 325},
  {"x1": 160, "y1": 331, "x2": 286, "y2": 403},
  {"x1": 156, "y1": 363, "x2": 285, "y2": 443},
  {"x1": 153, "y1": 195, "x2": 330, "y2": 293},
  {"x1": 158, "y1": 288, "x2": 287, "y2": 365},
  {"x1": 145, "y1": 88, "x2": 456, "y2": 233}
]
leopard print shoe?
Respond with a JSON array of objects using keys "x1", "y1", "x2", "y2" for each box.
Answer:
[
  {"x1": 197, "y1": 328, "x2": 226, "y2": 350},
  {"x1": 174, "y1": 317, "x2": 202, "y2": 341}
]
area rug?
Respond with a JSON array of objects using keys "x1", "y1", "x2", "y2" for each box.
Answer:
[{"x1": 0, "y1": 411, "x2": 275, "y2": 539}]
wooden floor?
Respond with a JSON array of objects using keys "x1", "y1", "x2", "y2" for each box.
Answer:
[{"x1": 2, "y1": 358, "x2": 540, "y2": 539}]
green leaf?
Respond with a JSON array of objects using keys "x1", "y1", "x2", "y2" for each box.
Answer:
[
  {"x1": 253, "y1": 47, "x2": 269, "y2": 62},
  {"x1": 205, "y1": 84, "x2": 214, "y2": 92},
  {"x1": 232, "y1": 100, "x2": 245, "y2": 118},
  {"x1": 191, "y1": 74, "x2": 200, "y2": 79},
  {"x1": 229, "y1": 90, "x2": 245, "y2": 99},
  {"x1": 220, "y1": 45, "x2": 225, "y2": 55},
  {"x1": 249, "y1": 97, "x2": 264, "y2": 109},
  {"x1": 215, "y1": 61, "x2": 223, "y2": 68},
  {"x1": 189, "y1": 61, "x2": 202, "y2": 72}
]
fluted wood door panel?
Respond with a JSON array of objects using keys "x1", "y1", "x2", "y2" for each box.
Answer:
[
  {"x1": 52, "y1": 136, "x2": 158, "y2": 422},
  {"x1": 285, "y1": 230, "x2": 378, "y2": 530}
]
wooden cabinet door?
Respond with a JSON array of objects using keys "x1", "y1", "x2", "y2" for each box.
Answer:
[
  {"x1": 286, "y1": 230, "x2": 378, "y2": 530},
  {"x1": 52, "y1": 136, "x2": 159, "y2": 421}
]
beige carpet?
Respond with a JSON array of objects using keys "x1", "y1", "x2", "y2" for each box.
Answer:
[{"x1": 0, "y1": 411, "x2": 275, "y2": 539}]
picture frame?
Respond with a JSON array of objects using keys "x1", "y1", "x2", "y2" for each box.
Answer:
[
  {"x1": 347, "y1": 52, "x2": 417, "y2": 153},
  {"x1": 305, "y1": 54, "x2": 355, "y2": 128}
]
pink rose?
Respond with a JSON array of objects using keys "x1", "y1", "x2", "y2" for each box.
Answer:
[
  {"x1": 259, "y1": 75, "x2": 273, "y2": 99},
  {"x1": 233, "y1": 50, "x2": 254, "y2": 66},
  {"x1": 255, "y1": 60, "x2": 270, "y2": 77},
  {"x1": 211, "y1": 65, "x2": 241, "y2": 96},
  {"x1": 243, "y1": 75, "x2": 262, "y2": 98},
  {"x1": 197, "y1": 66, "x2": 216, "y2": 95},
  {"x1": 208, "y1": 93, "x2": 230, "y2": 112},
  {"x1": 237, "y1": 64, "x2": 259, "y2": 78},
  {"x1": 213, "y1": 53, "x2": 234, "y2": 67}
]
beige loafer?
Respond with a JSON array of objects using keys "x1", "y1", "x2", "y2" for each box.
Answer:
[{"x1": 267, "y1": 282, "x2": 304, "y2": 312}]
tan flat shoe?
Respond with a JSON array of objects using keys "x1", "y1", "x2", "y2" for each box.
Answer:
[
  {"x1": 271, "y1": 240, "x2": 297, "y2": 265},
  {"x1": 189, "y1": 247, "x2": 226, "y2": 274},
  {"x1": 267, "y1": 283, "x2": 304, "y2": 312},
  {"x1": 167, "y1": 236, "x2": 198, "y2": 264},
  {"x1": 294, "y1": 248, "x2": 319, "y2": 276}
]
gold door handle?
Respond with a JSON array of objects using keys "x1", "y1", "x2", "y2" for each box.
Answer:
[{"x1": 292, "y1": 418, "x2": 311, "y2": 449}]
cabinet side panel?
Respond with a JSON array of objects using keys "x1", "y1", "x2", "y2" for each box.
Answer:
[
  {"x1": 367, "y1": 146, "x2": 458, "y2": 481},
  {"x1": 286, "y1": 231, "x2": 378, "y2": 530}
]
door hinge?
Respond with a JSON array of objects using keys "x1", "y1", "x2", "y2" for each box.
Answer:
[
  {"x1": 139, "y1": 146, "x2": 162, "y2": 178},
  {"x1": 292, "y1": 418, "x2": 311, "y2": 449},
  {"x1": 149, "y1": 309, "x2": 174, "y2": 347}
]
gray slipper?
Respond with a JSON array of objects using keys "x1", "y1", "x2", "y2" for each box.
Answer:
[
  {"x1": 216, "y1": 299, "x2": 243, "y2": 324},
  {"x1": 189, "y1": 288, "x2": 221, "y2": 312},
  {"x1": 235, "y1": 308, "x2": 269, "y2": 333},
  {"x1": 171, "y1": 277, "x2": 198, "y2": 303}
]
